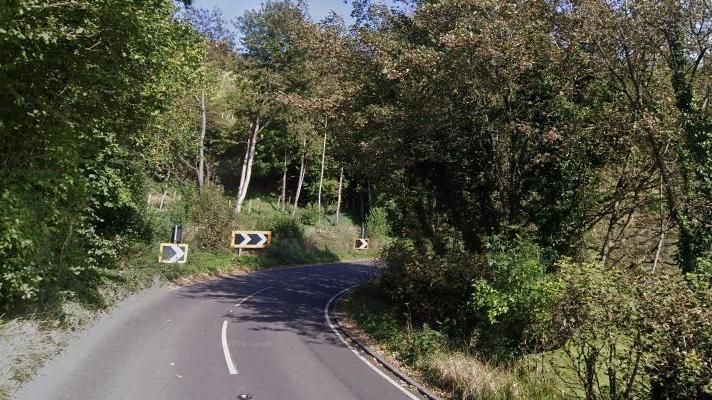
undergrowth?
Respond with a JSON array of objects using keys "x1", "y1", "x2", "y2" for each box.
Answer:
[{"x1": 342, "y1": 281, "x2": 561, "y2": 400}]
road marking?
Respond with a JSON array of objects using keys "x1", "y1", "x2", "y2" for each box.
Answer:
[
  {"x1": 235, "y1": 287, "x2": 270, "y2": 307},
  {"x1": 221, "y1": 321, "x2": 238, "y2": 375},
  {"x1": 325, "y1": 288, "x2": 420, "y2": 400}
]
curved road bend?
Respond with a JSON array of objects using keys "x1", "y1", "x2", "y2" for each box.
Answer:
[{"x1": 18, "y1": 262, "x2": 423, "y2": 400}]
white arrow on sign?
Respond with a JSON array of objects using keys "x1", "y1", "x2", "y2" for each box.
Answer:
[
  {"x1": 255, "y1": 233, "x2": 268, "y2": 247},
  {"x1": 237, "y1": 233, "x2": 251, "y2": 246},
  {"x1": 166, "y1": 244, "x2": 186, "y2": 263},
  {"x1": 355, "y1": 239, "x2": 369, "y2": 250}
]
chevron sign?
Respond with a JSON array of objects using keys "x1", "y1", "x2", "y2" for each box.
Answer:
[
  {"x1": 231, "y1": 231, "x2": 272, "y2": 249},
  {"x1": 158, "y1": 243, "x2": 188, "y2": 264},
  {"x1": 354, "y1": 238, "x2": 369, "y2": 250}
]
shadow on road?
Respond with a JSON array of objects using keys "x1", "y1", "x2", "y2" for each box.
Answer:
[{"x1": 175, "y1": 263, "x2": 377, "y2": 346}]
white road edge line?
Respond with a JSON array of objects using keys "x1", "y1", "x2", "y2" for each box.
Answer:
[
  {"x1": 221, "y1": 321, "x2": 238, "y2": 375},
  {"x1": 235, "y1": 286, "x2": 271, "y2": 307},
  {"x1": 325, "y1": 287, "x2": 420, "y2": 400}
]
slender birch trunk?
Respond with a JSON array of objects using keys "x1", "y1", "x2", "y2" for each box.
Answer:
[
  {"x1": 292, "y1": 136, "x2": 307, "y2": 217},
  {"x1": 335, "y1": 166, "x2": 343, "y2": 224},
  {"x1": 281, "y1": 148, "x2": 287, "y2": 212},
  {"x1": 235, "y1": 126, "x2": 252, "y2": 212},
  {"x1": 317, "y1": 118, "x2": 328, "y2": 214},
  {"x1": 235, "y1": 117, "x2": 261, "y2": 214},
  {"x1": 198, "y1": 85, "x2": 207, "y2": 191},
  {"x1": 652, "y1": 175, "x2": 668, "y2": 274}
]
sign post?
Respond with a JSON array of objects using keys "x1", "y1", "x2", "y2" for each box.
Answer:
[
  {"x1": 159, "y1": 224, "x2": 187, "y2": 263},
  {"x1": 172, "y1": 224, "x2": 183, "y2": 243}
]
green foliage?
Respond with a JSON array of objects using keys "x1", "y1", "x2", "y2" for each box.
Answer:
[
  {"x1": 298, "y1": 203, "x2": 321, "y2": 226},
  {"x1": 381, "y1": 238, "x2": 487, "y2": 336},
  {"x1": 470, "y1": 238, "x2": 563, "y2": 352},
  {"x1": 190, "y1": 184, "x2": 235, "y2": 249},
  {"x1": 365, "y1": 207, "x2": 390, "y2": 239},
  {"x1": 344, "y1": 282, "x2": 559, "y2": 399},
  {"x1": 0, "y1": 0, "x2": 202, "y2": 311},
  {"x1": 542, "y1": 261, "x2": 712, "y2": 399},
  {"x1": 267, "y1": 215, "x2": 304, "y2": 240},
  {"x1": 0, "y1": 190, "x2": 42, "y2": 303},
  {"x1": 346, "y1": 282, "x2": 446, "y2": 366}
]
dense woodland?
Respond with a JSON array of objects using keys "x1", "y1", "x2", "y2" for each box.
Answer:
[{"x1": 1, "y1": 0, "x2": 712, "y2": 398}]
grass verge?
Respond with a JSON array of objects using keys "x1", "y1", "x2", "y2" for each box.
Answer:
[{"x1": 340, "y1": 280, "x2": 562, "y2": 400}]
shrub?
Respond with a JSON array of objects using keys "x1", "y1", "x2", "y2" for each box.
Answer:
[
  {"x1": 190, "y1": 184, "x2": 234, "y2": 249},
  {"x1": 299, "y1": 203, "x2": 321, "y2": 226},
  {"x1": 381, "y1": 238, "x2": 487, "y2": 336},
  {"x1": 470, "y1": 237, "x2": 563, "y2": 352},
  {"x1": 268, "y1": 215, "x2": 303, "y2": 240},
  {"x1": 545, "y1": 261, "x2": 712, "y2": 400},
  {"x1": 365, "y1": 207, "x2": 390, "y2": 239}
]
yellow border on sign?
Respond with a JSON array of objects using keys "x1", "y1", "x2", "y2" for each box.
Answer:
[
  {"x1": 353, "y1": 238, "x2": 369, "y2": 250},
  {"x1": 158, "y1": 243, "x2": 189, "y2": 264},
  {"x1": 230, "y1": 231, "x2": 272, "y2": 249}
]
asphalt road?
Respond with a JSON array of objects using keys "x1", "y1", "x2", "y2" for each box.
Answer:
[{"x1": 18, "y1": 262, "x2": 423, "y2": 400}]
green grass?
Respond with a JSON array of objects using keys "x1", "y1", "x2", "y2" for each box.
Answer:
[
  {"x1": 342, "y1": 281, "x2": 562, "y2": 400},
  {"x1": 234, "y1": 196, "x2": 382, "y2": 263}
]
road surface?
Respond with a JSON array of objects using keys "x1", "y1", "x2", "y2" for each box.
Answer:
[{"x1": 18, "y1": 262, "x2": 423, "y2": 400}]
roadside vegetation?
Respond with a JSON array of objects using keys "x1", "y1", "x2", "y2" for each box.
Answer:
[
  {"x1": 2, "y1": 0, "x2": 711, "y2": 399},
  {"x1": 0, "y1": 187, "x2": 377, "y2": 398}
]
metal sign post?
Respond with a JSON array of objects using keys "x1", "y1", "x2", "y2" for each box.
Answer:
[
  {"x1": 159, "y1": 224, "x2": 187, "y2": 263},
  {"x1": 172, "y1": 224, "x2": 183, "y2": 243}
]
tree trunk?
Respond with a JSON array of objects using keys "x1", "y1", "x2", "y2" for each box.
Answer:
[
  {"x1": 235, "y1": 117, "x2": 261, "y2": 214},
  {"x1": 336, "y1": 166, "x2": 343, "y2": 224},
  {"x1": 198, "y1": 85, "x2": 207, "y2": 191},
  {"x1": 317, "y1": 118, "x2": 328, "y2": 214},
  {"x1": 645, "y1": 129, "x2": 696, "y2": 273},
  {"x1": 601, "y1": 149, "x2": 632, "y2": 265},
  {"x1": 662, "y1": 20, "x2": 709, "y2": 274},
  {"x1": 281, "y1": 147, "x2": 287, "y2": 212},
  {"x1": 235, "y1": 125, "x2": 253, "y2": 213},
  {"x1": 652, "y1": 175, "x2": 667, "y2": 274},
  {"x1": 292, "y1": 137, "x2": 307, "y2": 217}
]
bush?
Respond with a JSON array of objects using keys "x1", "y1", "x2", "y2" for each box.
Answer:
[
  {"x1": 365, "y1": 207, "x2": 390, "y2": 239},
  {"x1": 381, "y1": 238, "x2": 487, "y2": 336},
  {"x1": 268, "y1": 215, "x2": 303, "y2": 240},
  {"x1": 347, "y1": 282, "x2": 446, "y2": 366},
  {"x1": 544, "y1": 261, "x2": 712, "y2": 400},
  {"x1": 299, "y1": 203, "x2": 321, "y2": 226},
  {"x1": 0, "y1": 190, "x2": 43, "y2": 306},
  {"x1": 190, "y1": 184, "x2": 234, "y2": 249},
  {"x1": 470, "y1": 237, "x2": 562, "y2": 353}
]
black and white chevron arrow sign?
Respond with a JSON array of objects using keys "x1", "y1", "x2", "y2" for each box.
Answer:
[
  {"x1": 159, "y1": 243, "x2": 188, "y2": 264},
  {"x1": 231, "y1": 231, "x2": 271, "y2": 249},
  {"x1": 354, "y1": 238, "x2": 369, "y2": 250}
]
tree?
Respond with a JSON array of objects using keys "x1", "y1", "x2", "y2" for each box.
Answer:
[
  {"x1": 181, "y1": 7, "x2": 236, "y2": 191},
  {"x1": 0, "y1": 0, "x2": 203, "y2": 306},
  {"x1": 232, "y1": 1, "x2": 308, "y2": 215}
]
